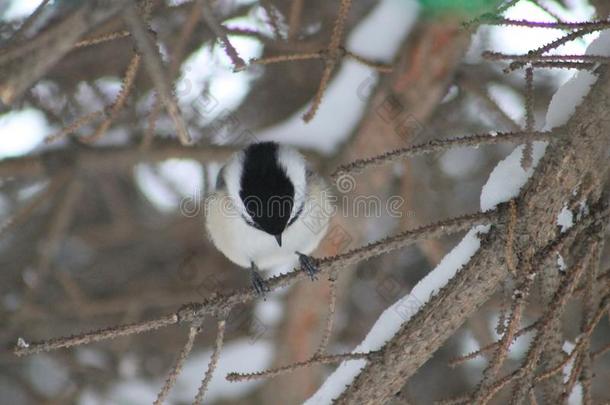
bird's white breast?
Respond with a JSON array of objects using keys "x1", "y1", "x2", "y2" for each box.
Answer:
[{"x1": 205, "y1": 177, "x2": 332, "y2": 270}]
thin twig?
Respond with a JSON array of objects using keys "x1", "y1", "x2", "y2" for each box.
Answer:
[
  {"x1": 522, "y1": 67, "x2": 534, "y2": 169},
  {"x1": 329, "y1": 0, "x2": 352, "y2": 51},
  {"x1": 331, "y1": 130, "x2": 556, "y2": 182},
  {"x1": 251, "y1": 51, "x2": 323, "y2": 65},
  {"x1": 315, "y1": 272, "x2": 338, "y2": 357},
  {"x1": 592, "y1": 342, "x2": 610, "y2": 360},
  {"x1": 481, "y1": 17, "x2": 610, "y2": 30},
  {"x1": 260, "y1": 0, "x2": 283, "y2": 40},
  {"x1": 45, "y1": 111, "x2": 105, "y2": 143},
  {"x1": 473, "y1": 275, "x2": 532, "y2": 402},
  {"x1": 84, "y1": 52, "x2": 142, "y2": 143},
  {"x1": 14, "y1": 314, "x2": 179, "y2": 356},
  {"x1": 0, "y1": 173, "x2": 69, "y2": 238},
  {"x1": 287, "y1": 0, "x2": 304, "y2": 41},
  {"x1": 450, "y1": 322, "x2": 538, "y2": 367},
  {"x1": 483, "y1": 52, "x2": 610, "y2": 64},
  {"x1": 31, "y1": 178, "x2": 83, "y2": 288},
  {"x1": 526, "y1": 0, "x2": 565, "y2": 23},
  {"x1": 201, "y1": 0, "x2": 246, "y2": 71},
  {"x1": 508, "y1": 242, "x2": 597, "y2": 402},
  {"x1": 142, "y1": 0, "x2": 204, "y2": 148},
  {"x1": 14, "y1": 209, "x2": 501, "y2": 357},
  {"x1": 525, "y1": 61, "x2": 596, "y2": 71},
  {"x1": 303, "y1": 57, "x2": 335, "y2": 122},
  {"x1": 74, "y1": 30, "x2": 131, "y2": 48},
  {"x1": 226, "y1": 351, "x2": 374, "y2": 382},
  {"x1": 4, "y1": 0, "x2": 51, "y2": 45},
  {"x1": 505, "y1": 200, "x2": 518, "y2": 277},
  {"x1": 155, "y1": 325, "x2": 200, "y2": 405},
  {"x1": 193, "y1": 319, "x2": 227, "y2": 405},
  {"x1": 456, "y1": 74, "x2": 520, "y2": 131},
  {"x1": 123, "y1": 2, "x2": 192, "y2": 145},
  {"x1": 303, "y1": 0, "x2": 352, "y2": 122},
  {"x1": 502, "y1": 28, "x2": 599, "y2": 72},
  {"x1": 344, "y1": 50, "x2": 393, "y2": 72}
]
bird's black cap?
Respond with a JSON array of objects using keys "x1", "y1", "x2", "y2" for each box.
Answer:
[{"x1": 239, "y1": 142, "x2": 294, "y2": 240}]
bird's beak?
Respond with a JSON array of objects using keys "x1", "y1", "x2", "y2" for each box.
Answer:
[{"x1": 275, "y1": 234, "x2": 282, "y2": 247}]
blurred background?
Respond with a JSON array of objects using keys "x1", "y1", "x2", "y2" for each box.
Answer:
[{"x1": 0, "y1": 0, "x2": 608, "y2": 404}]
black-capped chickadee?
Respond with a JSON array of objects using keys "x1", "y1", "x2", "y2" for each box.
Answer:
[{"x1": 205, "y1": 142, "x2": 331, "y2": 295}]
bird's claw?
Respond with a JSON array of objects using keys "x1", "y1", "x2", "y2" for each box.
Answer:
[
  {"x1": 297, "y1": 252, "x2": 319, "y2": 281},
  {"x1": 250, "y1": 266, "x2": 270, "y2": 299}
]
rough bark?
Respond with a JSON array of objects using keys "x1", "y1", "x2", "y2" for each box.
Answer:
[{"x1": 336, "y1": 67, "x2": 610, "y2": 404}]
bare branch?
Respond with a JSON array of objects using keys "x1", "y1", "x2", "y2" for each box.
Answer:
[
  {"x1": 13, "y1": 209, "x2": 500, "y2": 357},
  {"x1": 521, "y1": 67, "x2": 534, "y2": 169},
  {"x1": 14, "y1": 314, "x2": 179, "y2": 356},
  {"x1": 155, "y1": 325, "x2": 200, "y2": 405},
  {"x1": 201, "y1": 0, "x2": 246, "y2": 71},
  {"x1": 226, "y1": 352, "x2": 375, "y2": 382},
  {"x1": 315, "y1": 272, "x2": 338, "y2": 357},
  {"x1": 4, "y1": 0, "x2": 51, "y2": 45},
  {"x1": 331, "y1": 130, "x2": 555, "y2": 181},
  {"x1": 122, "y1": 2, "x2": 191, "y2": 145},
  {"x1": 481, "y1": 17, "x2": 610, "y2": 30},
  {"x1": 0, "y1": 173, "x2": 69, "y2": 238},
  {"x1": 0, "y1": 2, "x2": 127, "y2": 104},
  {"x1": 193, "y1": 319, "x2": 226, "y2": 405},
  {"x1": 74, "y1": 30, "x2": 131, "y2": 48}
]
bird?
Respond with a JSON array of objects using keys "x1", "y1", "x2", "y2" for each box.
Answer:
[{"x1": 205, "y1": 142, "x2": 332, "y2": 296}]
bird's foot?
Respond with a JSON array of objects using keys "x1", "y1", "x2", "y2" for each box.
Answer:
[
  {"x1": 297, "y1": 252, "x2": 319, "y2": 281},
  {"x1": 250, "y1": 263, "x2": 270, "y2": 299}
]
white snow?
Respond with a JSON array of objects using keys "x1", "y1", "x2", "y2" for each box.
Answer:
[
  {"x1": 440, "y1": 147, "x2": 484, "y2": 179},
  {"x1": 307, "y1": 16, "x2": 610, "y2": 405},
  {"x1": 487, "y1": 83, "x2": 525, "y2": 124},
  {"x1": 480, "y1": 30, "x2": 610, "y2": 212},
  {"x1": 133, "y1": 159, "x2": 204, "y2": 213},
  {"x1": 458, "y1": 330, "x2": 487, "y2": 369},
  {"x1": 75, "y1": 348, "x2": 109, "y2": 370},
  {"x1": 479, "y1": 142, "x2": 547, "y2": 212},
  {"x1": 557, "y1": 205, "x2": 574, "y2": 233},
  {"x1": 535, "y1": 0, "x2": 595, "y2": 22},
  {"x1": 256, "y1": 0, "x2": 420, "y2": 153},
  {"x1": 81, "y1": 339, "x2": 273, "y2": 405},
  {"x1": 305, "y1": 225, "x2": 490, "y2": 404},
  {"x1": 1, "y1": 0, "x2": 44, "y2": 21},
  {"x1": 16, "y1": 337, "x2": 29, "y2": 348},
  {"x1": 174, "y1": 19, "x2": 264, "y2": 122},
  {"x1": 561, "y1": 341, "x2": 583, "y2": 405},
  {"x1": 489, "y1": 314, "x2": 533, "y2": 360},
  {"x1": 557, "y1": 254, "x2": 567, "y2": 272},
  {"x1": 26, "y1": 354, "x2": 70, "y2": 397},
  {"x1": 168, "y1": 338, "x2": 273, "y2": 404},
  {"x1": 0, "y1": 109, "x2": 49, "y2": 159},
  {"x1": 254, "y1": 296, "x2": 284, "y2": 326},
  {"x1": 544, "y1": 29, "x2": 610, "y2": 126},
  {"x1": 489, "y1": 1, "x2": 597, "y2": 57}
]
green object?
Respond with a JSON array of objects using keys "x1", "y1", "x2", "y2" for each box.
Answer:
[{"x1": 419, "y1": 0, "x2": 502, "y2": 15}]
